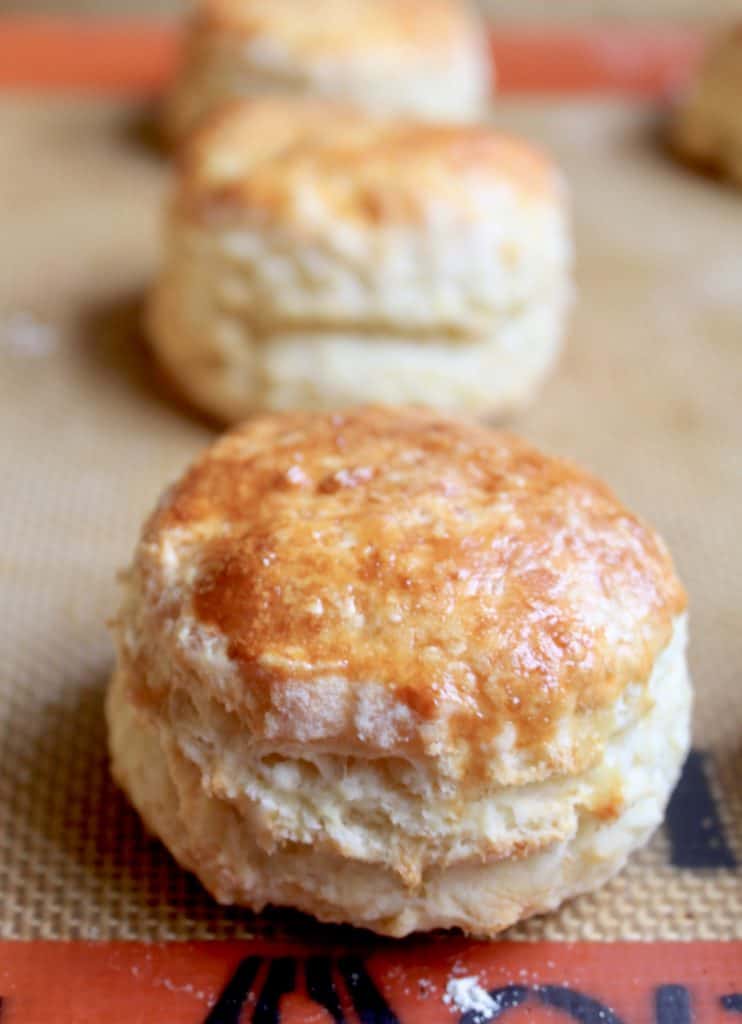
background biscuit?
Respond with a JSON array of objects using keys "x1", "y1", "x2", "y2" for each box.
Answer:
[
  {"x1": 671, "y1": 26, "x2": 742, "y2": 185},
  {"x1": 164, "y1": 0, "x2": 493, "y2": 142},
  {"x1": 150, "y1": 99, "x2": 572, "y2": 420}
]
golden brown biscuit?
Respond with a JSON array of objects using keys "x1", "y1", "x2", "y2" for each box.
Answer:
[
  {"x1": 149, "y1": 98, "x2": 572, "y2": 421},
  {"x1": 671, "y1": 26, "x2": 742, "y2": 185},
  {"x1": 164, "y1": 0, "x2": 493, "y2": 142},
  {"x1": 108, "y1": 407, "x2": 691, "y2": 937}
]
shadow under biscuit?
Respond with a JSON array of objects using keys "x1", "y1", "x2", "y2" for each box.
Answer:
[
  {"x1": 615, "y1": 103, "x2": 684, "y2": 172},
  {"x1": 120, "y1": 101, "x2": 171, "y2": 162},
  {"x1": 654, "y1": 100, "x2": 742, "y2": 191},
  {"x1": 602, "y1": 100, "x2": 725, "y2": 189},
  {"x1": 38, "y1": 98, "x2": 168, "y2": 166},
  {"x1": 82, "y1": 291, "x2": 222, "y2": 432}
]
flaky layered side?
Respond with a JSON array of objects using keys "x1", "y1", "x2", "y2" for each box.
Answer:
[
  {"x1": 148, "y1": 255, "x2": 568, "y2": 419},
  {"x1": 671, "y1": 27, "x2": 742, "y2": 186},
  {"x1": 108, "y1": 408, "x2": 689, "y2": 936},
  {"x1": 149, "y1": 101, "x2": 572, "y2": 420},
  {"x1": 109, "y1": 616, "x2": 690, "y2": 936},
  {"x1": 164, "y1": 0, "x2": 492, "y2": 141}
]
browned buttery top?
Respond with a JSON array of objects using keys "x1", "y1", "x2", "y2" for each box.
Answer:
[
  {"x1": 178, "y1": 97, "x2": 558, "y2": 227},
  {"x1": 135, "y1": 407, "x2": 686, "y2": 770}
]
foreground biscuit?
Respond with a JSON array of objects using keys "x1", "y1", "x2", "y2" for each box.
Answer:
[
  {"x1": 149, "y1": 98, "x2": 572, "y2": 421},
  {"x1": 671, "y1": 26, "x2": 742, "y2": 185},
  {"x1": 164, "y1": 0, "x2": 492, "y2": 142},
  {"x1": 108, "y1": 406, "x2": 691, "y2": 938}
]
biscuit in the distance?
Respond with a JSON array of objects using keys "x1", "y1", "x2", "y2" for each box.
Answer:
[
  {"x1": 108, "y1": 406, "x2": 691, "y2": 938},
  {"x1": 148, "y1": 97, "x2": 572, "y2": 422},
  {"x1": 164, "y1": 0, "x2": 493, "y2": 143},
  {"x1": 671, "y1": 26, "x2": 742, "y2": 185}
]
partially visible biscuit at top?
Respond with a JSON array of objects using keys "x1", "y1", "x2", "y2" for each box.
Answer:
[
  {"x1": 164, "y1": 0, "x2": 493, "y2": 142},
  {"x1": 199, "y1": 0, "x2": 480, "y2": 54}
]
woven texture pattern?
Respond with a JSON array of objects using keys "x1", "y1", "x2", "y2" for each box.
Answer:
[
  {"x1": 2, "y1": 2, "x2": 740, "y2": 23},
  {"x1": 0, "y1": 97, "x2": 740, "y2": 941}
]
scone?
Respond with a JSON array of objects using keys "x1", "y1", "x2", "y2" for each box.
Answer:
[
  {"x1": 148, "y1": 98, "x2": 572, "y2": 421},
  {"x1": 107, "y1": 406, "x2": 691, "y2": 938},
  {"x1": 164, "y1": 0, "x2": 492, "y2": 143},
  {"x1": 671, "y1": 26, "x2": 742, "y2": 185}
]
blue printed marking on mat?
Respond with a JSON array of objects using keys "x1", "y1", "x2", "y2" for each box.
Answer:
[{"x1": 665, "y1": 751, "x2": 736, "y2": 869}]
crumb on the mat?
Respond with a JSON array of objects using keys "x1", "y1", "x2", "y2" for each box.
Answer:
[
  {"x1": 155, "y1": 977, "x2": 212, "y2": 1003},
  {"x1": 444, "y1": 975, "x2": 498, "y2": 1021},
  {"x1": 0, "y1": 312, "x2": 58, "y2": 358},
  {"x1": 418, "y1": 977, "x2": 437, "y2": 999}
]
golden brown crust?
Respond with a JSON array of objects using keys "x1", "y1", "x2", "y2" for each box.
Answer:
[
  {"x1": 195, "y1": 0, "x2": 482, "y2": 57},
  {"x1": 177, "y1": 97, "x2": 559, "y2": 226},
  {"x1": 139, "y1": 407, "x2": 686, "y2": 764}
]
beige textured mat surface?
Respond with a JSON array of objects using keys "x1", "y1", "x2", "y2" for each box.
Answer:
[
  {"x1": 1, "y1": 1, "x2": 739, "y2": 24},
  {"x1": 0, "y1": 96, "x2": 740, "y2": 941}
]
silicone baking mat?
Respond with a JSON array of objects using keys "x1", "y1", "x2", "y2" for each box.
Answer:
[{"x1": 0, "y1": 20, "x2": 739, "y2": 1023}]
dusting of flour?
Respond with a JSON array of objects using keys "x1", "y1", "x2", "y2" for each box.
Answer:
[
  {"x1": 0, "y1": 312, "x2": 58, "y2": 358},
  {"x1": 444, "y1": 975, "x2": 497, "y2": 1022}
]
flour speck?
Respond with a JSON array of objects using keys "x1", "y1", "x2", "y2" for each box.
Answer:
[
  {"x1": 0, "y1": 313, "x2": 58, "y2": 358},
  {"x1": 444, "y1": 976, "x2": 497, "y2": 1022}
]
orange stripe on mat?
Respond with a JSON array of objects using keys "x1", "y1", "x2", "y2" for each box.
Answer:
[
  {"x1": 0, "y1": 19, "x2": 180, "y2": 94},
  {"x1": 0, "y1": 940, "x2": 740, "y2": 1022},
  {"x1": 0, "y1": 18, "x2": 705, "y2": 96},
  {"x1": 490, "y1": 27, "x2": 704, "y2": 95}
]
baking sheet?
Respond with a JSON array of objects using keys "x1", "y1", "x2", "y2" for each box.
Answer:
[{"x1": 0, "y1": 93, "x2": 740, "y2": 946}]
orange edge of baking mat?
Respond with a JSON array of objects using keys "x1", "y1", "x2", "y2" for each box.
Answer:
[
  {"x1": 0, "y1": 18, "x2": 706, "y2": 96},
  {"x1": 0, "y1": 940, "x2": 740, "y2": 1023}
]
